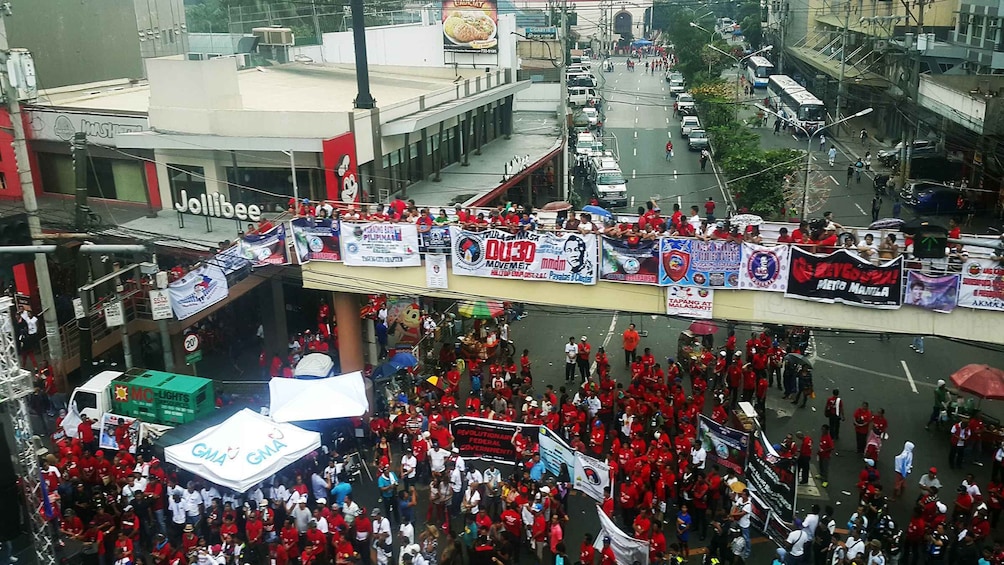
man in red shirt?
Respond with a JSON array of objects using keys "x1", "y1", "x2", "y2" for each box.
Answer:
[
  {"x1": 576, "y1": 337, "x2": 592, "y2": 383},
  {"x1": 818, "y1": 424, "x2": 834, "y2": 488},
  {"x1": 796, "y1": 431, "x2": 813, "y2": 485},
  {"x1": 601, "y1": 487, "x2": 615, "y2": 518},
  {"x1": 853, "y1": 401, "x2": 873, "y2": 455},
  {"x1": 580, "y1": 533, "x2": 597, "y2": 565},
  {"x1": 600, "y1": 536, "x2": 617, "y2": 565},
  {"x1": 78, "y1": 416, "x2": 96, "y2": 452}
]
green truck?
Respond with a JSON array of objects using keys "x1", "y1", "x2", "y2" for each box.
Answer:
[{"x1": 69, "y1": 368, "x2": 216, "y2": 428}]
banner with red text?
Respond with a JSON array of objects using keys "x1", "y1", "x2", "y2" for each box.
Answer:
[
  {"x1": 665, "y1": 285, "x2": 714, "y2": 319},
  {"x1": 785, "y1": 247, "x2": 903, "y2": 309},
  {"x1": 449, "y1": 416, "x2": 540, "y2": 465},
  {"x1": 449, "y1": 227, "x2": 598, "y2": 285},
  {"x1": 958, "y1": 258, "x2": 1004, "y2": 311}
]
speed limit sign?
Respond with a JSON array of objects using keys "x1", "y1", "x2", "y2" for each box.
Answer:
[{"x1": 183, "y1": 333, "x2": 201, "y2": 353}]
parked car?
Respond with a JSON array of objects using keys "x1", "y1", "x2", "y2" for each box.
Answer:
[
  {"x1": 900, "y1": 180, "x2": 963, "y2": 215},
  {"x1": 688, "y1": 129, "x2": 710, "y2": 151},
  {"x1": 681, "y1": 116, "x2": 701, "y2": 137},
  {"x1": 877, "y1": 140, "x2": 939, "y2": 166},
  {"x1": 581, "y1": 107, "x2": 599, "y2": 126},
  {"x1": 676, "y1": 93, "x2": 696, "y2": 115}
]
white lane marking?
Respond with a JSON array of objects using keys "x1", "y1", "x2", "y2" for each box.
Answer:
[
  {"x1": 829, "y1": 175, "x2": 839, "y2": 185},
  {"x1": 635, "y1": 118, "x2": 639, "y2": 124},
  {"x1": 635, "y1": 106, "x2": 639, "y2": 111},
  {"x1": 633, "y1": 148, "x2": 637, "y2": 156},
  {"x1": 590, "y1": 313, "x2": 620, "y2": 375},
  {"x1": 630, "y1": 195, "x2": 636, "y2": 207},
  {"x1": 815, "y1": 358, "x2": 935, "y2": 389},
  {"x1": 677, "y1": 195, "x2": 682, "y2": 208},
  {"x1": 901, "y1": 360, "x2": 919, "y2": 393},
  {"x1": 634, "y1": 131, "x2": 638, "y2": 139},
  {"x1": 632, "y1": 169, "x2": 637, "y2": 178},
  {"x1": 668, "y1": 131, "x2": 672, "y2": 138},
  {"x1": 854, "y1": 203, "x2": 867, "y2": 215},
  {"x1": 674, "y1": 170, "x2": 678, "y2": 180},
  {"x1": 666, "y1": 117, "x2": 670, "y2": 124}
]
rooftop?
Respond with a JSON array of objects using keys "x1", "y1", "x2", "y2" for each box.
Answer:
[{"x1": 35, "y1": 62, "x2": 493, "y2": 115}]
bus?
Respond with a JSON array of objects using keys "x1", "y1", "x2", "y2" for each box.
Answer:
[
  {"x1": 766, "y1": 75, "x2": 826, "y2": 132},
  {"x1": 744, "y1": 56, "x2": 774, "y2": 88}
]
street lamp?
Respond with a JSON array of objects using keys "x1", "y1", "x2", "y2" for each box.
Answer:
[
  {"x1": 707, "y1": 44, "x2": 773, "y2": 120},
  {"x1": 689, "y1": 22, "x2": 717, "y2": 74},
  {"x1": 757, "y1": 104, "x2": 873, "y2": 220}
]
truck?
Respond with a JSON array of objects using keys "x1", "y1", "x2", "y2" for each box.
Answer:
[{"x1": 69, "y1": 368, "x2": 217, "y2": 429}]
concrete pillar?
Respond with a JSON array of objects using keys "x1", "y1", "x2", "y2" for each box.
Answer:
[
  {"x1": 260, "y1": 277, "x2": 287, "y2": 358},
  {"x1": 363, "y1": 318, "x2": 378, "y2": 365},
  {"x1": 333, "y1": 292, "x2": 364, "y2": 372}
]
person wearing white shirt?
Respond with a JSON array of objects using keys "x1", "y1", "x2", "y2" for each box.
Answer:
[
  {"x1": 564, "y1": 338, "x2": 579, "y2": 383},
  {"x1": 314, "y1": 512, "x2": 329, "y2": 534},
  {"x1": 800, "y1": 505, "x2": 820, "y2": 542},
  {"x1": 428, "y1": 445, "x2": 449, "y2": 474},
  {"x1": 785, "y1": 528, "x2": 809, "y2": 559},
  {"x1": 499, "y1": 322, "x2": 510, "y2": 343},
  {"x1": 200, "y1": 486, "x2": 221, "y2": 508},
  {"x1": 133, "y1": 475, "x2": 148, "y2": 494},
  {"x1": 586, "y1": 393, "x2": 601, "y2": 419},
  {"x1": 400, "y1": 450, "x2": 418, "y2": 489},
  {"x1": 168, "y1": 493, "x2": 187, "y2": 530},
  {"x1": 399, "y1": 521, "x2": 415, "y2": 546},
  {"x1": 691, "y1": 444, "x2": 707, "y2": 471},
  {"x1": 371, "y1": 509, "x2": 392, "y2": 565},
  {"x1": 342, "y1": 495, "x2": 361, "y2": 525},
  {"x1": 450, "y1": 450, "x2": 466, "y2": 473},
  {"x1": 845, "y1": 531, "x2": 867, "y2": 560},
  {"x1": 688, "y1": 208, "x2": 702, "y2": 232},
  {"x1": 857, "y1": 234, "x2": 880, "y2": 263},
  {"x1": 483, "y1": 466, "x2": 503, "y2": 519},
  {"x1": 133, "y1": 460, "x2": 150, "y2": 478},
  {"x1": 466, "y1": 468, "x2": 483, "y2": 486},
  {"x1": 183, "y1": 484, "x2": 203, "y2": 523},
  {"x1": 462, "y1": 482, "x2": 481, "y2": 515},
  {"x1": 449, "y1": 465, "x2": 464, "y2": 516}
]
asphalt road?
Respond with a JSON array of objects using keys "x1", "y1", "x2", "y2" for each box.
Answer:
[
  {"x1": 461, "y1": 306, "x2": 1004, "y2": 563},
  {"x1": 597, "y1": 57, "x2": 727, "y2": 216}
]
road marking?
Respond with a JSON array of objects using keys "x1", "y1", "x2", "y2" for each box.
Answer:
[
  {"x1": 810, "y1": 155, "x2": 817, "y2": 162},
  {"x1": 634, "y1": 131, "x2": 638, "y2": 139},
  {"x1": 666, "y1": 117, "x2": 670, "y2": 124},
  {"x1": 829, "y1": 175, "x2": 839, "y2": 185},
  {"x1": 792, "y1": 134, "x2": 798, "y2": 141},
  {"x1": 632, "y1": 169, "x2": 636, "y2": 178},
  {"x1": 633, "y1": 148, "x2": 637, "y2": 156},
  {"x1": 635, "y1": 118, "x2": 639, "y2": 124},
  {"x1": 630, "y1": 195, "x2": 635, "y2": 207},
  {"x1": 590, "y1": 313, "x2": 619, "y2": 375},
  {"x1": 901, "y1": 360, "x2": 919, "y2": 393},
  {"x1": 668, "y1": 131, "x2": 672, "y2": 138},
  {"x1": 854, "y1": 203, "x2": 867, "y2": 215},
  {"x1": 814, "y1": 357, "x2": 936, "y2": 389},
  {"x1": 677, "y1": 195, "x2": 682, "y2": 208},
  {"x1": 635, "y1": 106, "x2": 639, "y2": 111},
  {"x1": 674, "y1": 170, "x2": 678, "y2": 180}
]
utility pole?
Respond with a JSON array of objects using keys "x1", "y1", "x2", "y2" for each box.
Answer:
[
  {"x1": 0, "y1": 9, "x2": 64, "y2": 383},
  {"x1": 900, "y1": 0, "x2": 925, "y2": 186},
  {"x1": 311, "y1": 0, "x2": 326, "y2": 62},
  {"x1": 834, "y1": 0, "x2": 851, "y2": 135},
  {"x1": 560, "y1": 0, "x2": 570, "y2": 201}
]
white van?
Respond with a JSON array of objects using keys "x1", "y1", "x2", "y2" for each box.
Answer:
[
  {"x1": 669, "y1": 77, "x2": 686, "y2": 96},
  {"x1": 568, "y1": 87, "x2": 598, "y2": 106}
]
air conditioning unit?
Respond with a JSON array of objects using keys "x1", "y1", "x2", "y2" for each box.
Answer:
[
  {"x1": 236, "y1": 53, "x2": 251, "y2": 68},
  {"x1": 252, "y1": 27, "x2": 295, "y2": 46},
  {"x1": 186, "y1": 52, "x2": 206, "y2": 61}
]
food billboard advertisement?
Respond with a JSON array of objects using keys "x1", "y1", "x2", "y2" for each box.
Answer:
[{"x1": 443, "y1": 0, "x2": 499, "y2": 53}]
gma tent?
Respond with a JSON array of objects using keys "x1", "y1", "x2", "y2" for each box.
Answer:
[
  {"x1": 268, "y1": 371, "x2": 369, "y2": 423},
  {"x1": 164, "y1": 408, "x2": 320, "y2": 492}
]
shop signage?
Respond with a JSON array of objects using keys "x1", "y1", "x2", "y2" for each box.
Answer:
[
  {"x1": 524, "y1": 26, "x2": 558, "y2": 40},
  {"x1": 502, "y1": 154, "x2": 531, "y2": 182},
  {"x1": 27, "y1": 109, "x2": 147, "y2": 145},
  {"x1": 174, "y1": 189, "x2": 262, "y2": 222}
]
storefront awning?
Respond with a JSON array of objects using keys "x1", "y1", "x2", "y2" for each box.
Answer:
[
  {"x1": 382, "y1": 81, "x2": 532, "y2": 136},
  {"x1": 115, "y1": 131, "x2": 324, "y2": 152},
  {"x1": 471, "y1": 142, "x2": 563, "y2": 206}
]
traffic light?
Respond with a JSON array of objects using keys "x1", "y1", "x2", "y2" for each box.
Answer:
[
  {"x1": 913, "y1": 227, "x2": 948, "y2": 259},
  {"x1": 0, "y1": 213, "x2": 30, "y2": 266}
]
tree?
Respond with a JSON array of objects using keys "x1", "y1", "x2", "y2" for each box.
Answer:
[{"x1": 725, "y1": 148, "x2": 801, "y2": 218}]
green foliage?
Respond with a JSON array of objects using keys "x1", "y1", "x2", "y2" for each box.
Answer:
[
  {"x1": 708, "y1": 126, "x2": 759, "y2": 160},
  {"x1": 725, "y1": 149, "x2": 801, "y2": 218}
]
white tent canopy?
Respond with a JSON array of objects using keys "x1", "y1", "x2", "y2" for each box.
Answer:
[
  {"x1": 164, "y1": 408, "x2": 320, "y2": 492},
  {"x1": 268, "y1": 371, "x2": 369, "y2": 423},
  {"x1": 294, "y1": 353, "x2": 335, "y2": 378}
]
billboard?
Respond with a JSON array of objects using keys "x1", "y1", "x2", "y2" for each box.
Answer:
[
  {"x1": 443, "y1": 0, "x2": 499, "y2": 53},
  {"x1": 450, "y1": 227, "x2": 598, "y2": 285},
  {"x1": 322, "y1": 132, "x2": 360, "y2": 203},
  {"x1": 658, "y1": 238, "x2": 742, "y2": 287}
]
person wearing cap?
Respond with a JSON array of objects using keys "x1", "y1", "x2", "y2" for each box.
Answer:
[
  {"x1": 599, "y1": 535, "x2": 616, "y2": 565},
  {"x1": 563, "y1": 337, "x2": 578, "y2": 383},
  {"x1": 919, "y1": 467, "x2": 942, "y2": 495},
  {"x1": 926, "y1": 379, "x2": 951, "y2": 431},
  {"x1": 576, "y1": 336, "x2": 592, "y2": 382}
]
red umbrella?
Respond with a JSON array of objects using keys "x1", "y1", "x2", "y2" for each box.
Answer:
[
  {"x1": 688, "y1": 320, "x2": 719, "y2": 335},
  {"x1": 951, "y1": 364, "x2": 1004, "y2": 400}
]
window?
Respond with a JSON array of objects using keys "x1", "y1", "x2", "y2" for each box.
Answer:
[
  {"x1": 959, "y1": 14, "x2": 970, "y2": 36},
  {"x1": 38, "y1": 153, "x2": 145, "y2": 202},
  {"x1": 168, "y1": 163, "x2": 207, "y2": 204},
  {"x1": 74, "y1": 391, "x2": 97, "y2": 412},
  {"x1": 972, "y1": 15, "x2": 984, "y2": 40}
]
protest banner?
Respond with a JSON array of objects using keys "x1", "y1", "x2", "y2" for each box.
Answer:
[
  {"x1": 573, "y1": 452, "x2": 610, "y2": 503},
  {"x1": 785, "y1": 247, "x2": 903, "y2": 308},
  {"x1": 738, "y1": 243, "x2": 791, "y2": 292},
  {"x1": 600, "y1": 236, "x2": 660, "y2": 284},
  {"x1": 538, "y1": 425, "x2": 576, "y2": 477},
  {"x1": 659, "y1": 238, "x2": 741, "y2": 287},
  {"x1": 665, "y1": 285, "x2": 714, "y2": 319},
  {"x1": 98, "y1": 413, "x2": 140, "y2": 454},
  {"x1": 450, "y1": 227, "x2": 598, "y2": 285},
  {"x1": 291, "y1": 218, "x2": 341, "y2": 262},
  {"x1": 746, "y1": 430, "x2": 797, "y2": 522},
  {"x1": 449, "y1": 417, "x2": 539, "y2": 465},
  {"x1": 168, "y1": 263, "x2": 229, "y2": 320},
  {"x1": 340, "y1": 222, "x2": 421, "y2": 267},
  {"x1": 697, "y1": 414, "x2": 749, "y2": 475},
  {"x1": 958, "y1": 258, "x2": 1004, "y2": 311},
  {"x1": 904, "y1": 271, "x2": 959, "y2": 313},
  {"x1": 238, "y1": 224, "x2": 289, "y2": 266}
]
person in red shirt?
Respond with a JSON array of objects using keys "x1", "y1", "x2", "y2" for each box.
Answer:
[
  {"x1": 818, "y1": 424, "x2": 834, "y2": 488},
  {"x1": 853, "y1": 401, "x2": 872, "y2": 455},
  {"x1": 797, "y1": 431, "x2": 813, "y2": 485},
  {"x1": 601, "y1": 487, "x2": 615, "y2": 518},
  {"x1": 77, "y1": 416, "x2": 96, "y2": 452},
  {"x1": 580, "y1": 533, "x2": 597, "y2": 565},
  {"x1": 600, "y1": 536, "x2": 617, "y2": 565}
]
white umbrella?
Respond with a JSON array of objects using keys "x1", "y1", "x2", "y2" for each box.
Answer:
[
  {"x1": 294, "y1": 353, "x2": 335, "y2": 378},
  {"x1": 730, "y1": 214, "x2": 764, "y2": 229},
  {"x1": 164, "y1": 408, "x2": 320, "y2": 492}
]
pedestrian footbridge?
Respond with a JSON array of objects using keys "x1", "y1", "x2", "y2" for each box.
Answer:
[{"x1": 302, "y1": 261, "x2": 1004, "y2": 346}]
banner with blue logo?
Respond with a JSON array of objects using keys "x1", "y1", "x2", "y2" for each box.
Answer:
[
  {"x1": 238, "y1": 223, "x2": 289, "y2": 266},
  {"x1": 341, "y1": 222, "x2": 421, "y2": 267},
  {"x1": 658, "y1": 238, "x2": 742, "y2": 287},
  {"x1": 738, "y1": 243, "x2": 791, "y2": 292},
  {"x1": 168, "y1": 263, "x2": 230, "y2": 320}
]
